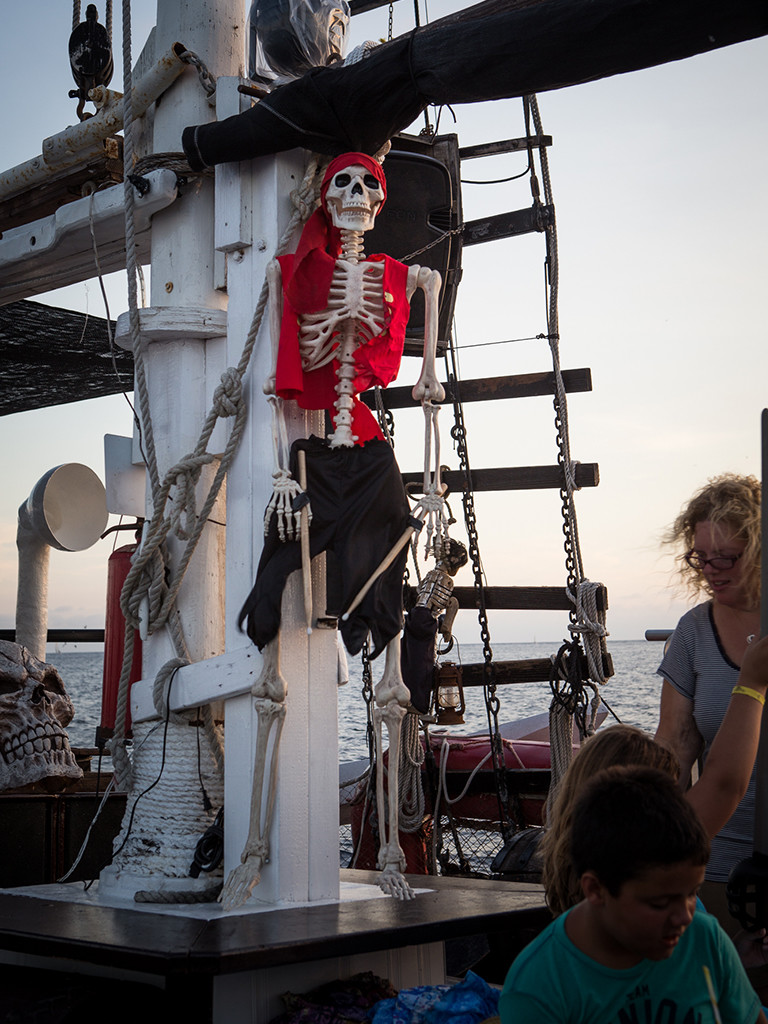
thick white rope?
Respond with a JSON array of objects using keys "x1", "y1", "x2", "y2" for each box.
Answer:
[
  {"x1": 110, "y1": 718, "x2": 225, "y2": 879},
  {"x1": 546, "y1": 699, "x2": 573, "y2": 821},
  {"x1": 397, "y1": 712, "x2": 425, "y2": 833}
]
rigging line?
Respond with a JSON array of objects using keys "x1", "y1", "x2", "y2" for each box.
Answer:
[
  {"x1": 460, "y1": 167, "x2": 532, "y2": 186},
  {"x1": 399, "y1": 224, "x2": 462, "y2": 263},
  {"x1": 87, "y1": 187, "x2": 151, "y2": 472},
  {"x1": 455, "y1": 333, "x2": 548, "y2": 350}
]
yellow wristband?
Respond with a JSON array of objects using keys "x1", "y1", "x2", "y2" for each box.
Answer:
[{"x1": 732, "y1": 685, "x2": 766, "y2": 706}]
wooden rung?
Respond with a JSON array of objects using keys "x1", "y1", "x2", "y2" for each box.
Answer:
[
  {"x1": 402, "y1": 463, "x2": 599, "y2": 493},
  {"x1": 451, "y1": 652, "x2": 615, "y2": 687},
  {"x1": 452, "y1": 585, "x2": 609, "y2": 612},
  {"x1": 459, "y1": 136, "x2": 552, "y2": 160},
  {"x1": 361, "y1": 368, "x2": 592, "y2": 410},
  {"x1": 463, "y1": 204, "x2": 555, "y2": 245}
]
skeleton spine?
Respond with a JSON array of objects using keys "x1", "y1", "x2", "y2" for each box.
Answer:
[{"x1": 329, "y1": 228, "x2": 364, "y2": 448}]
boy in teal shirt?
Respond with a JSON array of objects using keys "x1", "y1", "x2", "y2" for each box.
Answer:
[{"x1": 499, "y1": 766, "x2": 766, "y2": 1023}]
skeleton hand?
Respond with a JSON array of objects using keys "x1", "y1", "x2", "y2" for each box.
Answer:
[
  {"x1": 377, "y1": 864, "x2": 415, "y2": 901},
  {"x1": 264, "y1": 469, "x2": 311, "y2": 542},
  {"x1": 417, "y1": 488, "x2": 449, "y2": 560},
  {"x1": 219, "y1": 846, "x2": 267, "y2": 910}
]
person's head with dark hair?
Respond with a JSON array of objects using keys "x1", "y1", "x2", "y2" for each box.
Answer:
[
  {"x1": 541, "y1": 725, "x2": 680, "y2": 915},
  {"x1": 568, "y1": 765, "x2": 709, "y2": 967},
  {"x1": 572, "y1": 765, "x2": 709, "y2": 894}
]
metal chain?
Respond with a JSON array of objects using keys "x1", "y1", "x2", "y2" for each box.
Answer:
[
  {"x1": 178, "y1": 48, "x2": 217, "y2": 97},
  {"x1": 525, "y1": 93, "x2": 587, "y2": 624},
  {"x1": 373, "y1": 386, "x2": 395, "y2": 445},
  {"x1": 400, "y1": 225, "x2": 463, "y2": 264},
  {"x1": 445, "y1": 351, "x2": 515, "y2": 843},
  {"x1": 388, "y1": 1, "x2": 394, "y2": 40},
  {"x1": 361, "y1": 637, "x2": 376, "y2": 765}
]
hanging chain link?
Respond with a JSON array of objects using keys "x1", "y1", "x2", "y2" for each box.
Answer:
[
  {"x1": 178, "y1": 48, "x2": 217, "y2": 97},
  {"x1": 373, "y1": 386, "x2": 395, "y2": 445},
  {"x1": 361, "y1": 637, "x2": 376, "y2": 765},
  {"x1": 446, "y1": 353, "x2": 515, "y2": 843}
]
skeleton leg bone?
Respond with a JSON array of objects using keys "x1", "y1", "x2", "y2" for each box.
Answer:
[
  {"x1": 220, "y1": 637, "x2": 287, "y2": 910},
  {"x1": 373, "y1": 637, "x2": 415, "y2": 900},
  {"x1": 220, "y1": 697, "x2": 286, "y2": 910},
  {"x1": 297, "y1": 449, "x2": 313, "y2": 633}
]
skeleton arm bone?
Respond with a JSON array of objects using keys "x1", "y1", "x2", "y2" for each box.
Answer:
[
  {"x1": 408, "y1": 267, "x2": 445, "y2": 404},
  {"x1": 264, "y1": 259, "x2": 282, "y2": 399},
  {"x1": 263, "y1": 259, "x2": 311, "y2": 541}
]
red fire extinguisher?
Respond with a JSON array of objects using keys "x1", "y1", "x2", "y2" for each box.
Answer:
[{"x1": 96, "y1": 542, "x2": 143, "y2": 749}]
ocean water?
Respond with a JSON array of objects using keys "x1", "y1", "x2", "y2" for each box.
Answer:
[{"x1": 48, "y1": 638, "x2": 666, "y2": 759}]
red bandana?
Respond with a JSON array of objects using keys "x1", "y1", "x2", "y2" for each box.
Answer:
[{"x1": 285, "y1": 153, "x2": 387, "y2": 314}]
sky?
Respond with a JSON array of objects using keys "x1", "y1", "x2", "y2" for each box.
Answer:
[{"x1": 0, "y1": 1, "x2": 766, "y2": 649}]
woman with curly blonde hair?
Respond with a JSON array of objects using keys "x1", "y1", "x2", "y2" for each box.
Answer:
[
  {"x1": 542, "y1": 632, "x2": 768, "y2": 918},
  {"x1": 654, "y1": 473, "x2": 761, "y2": 935}
]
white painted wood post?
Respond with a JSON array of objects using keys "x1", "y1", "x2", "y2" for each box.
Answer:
[
  {"x1": 99, "y1": 0, "x2": 241, "y2": 899},
  {"x1": 219, "y1": 108, "x2": 340, "y2": 903}
]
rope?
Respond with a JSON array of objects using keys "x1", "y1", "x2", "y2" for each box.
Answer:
[
  {"x1": 397, "y1": 713, "x2": 425, "y2": 832},
  {"x1": 135, "y1": 884, "x2": 222, "y2": 903},
  {"x1": 133, "y1": 152, "x2": 206, "y2": 177},
  {"x1": 546, "y1": 699, "x2": 573, "y2": 820}
]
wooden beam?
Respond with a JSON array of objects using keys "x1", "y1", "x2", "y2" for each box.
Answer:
[
  {"x1": 463, "y1": 204, "x2": 554, "y2": 246},
  {"x1": 459, "y1": 136, "x2": 552, "y2": 160},
  {"x1": 452, "y1": 652, "x2": 614, "y2": 685},
  {"x1": 0, "y1": 629, "x2": 105, "y2": 644},
  {"x1": 452, "y1": 584, "x2": 608, "y2": 611},
  {"x1": 0, "y1": 138, "x2": 123, "y2": 235},
  {"x1": 361, "y1": 368, "x2": 592, "y2": 410},
  {"x1": 402, "y1": 463, "x2": 599, "y2": 493}
]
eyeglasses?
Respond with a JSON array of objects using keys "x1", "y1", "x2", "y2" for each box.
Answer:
[{"x1": 684, "y1": 551, "x2": 743, "y2": 571}]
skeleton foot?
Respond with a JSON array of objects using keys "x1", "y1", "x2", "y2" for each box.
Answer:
[
  {"x1": 220, "y1": 845, "x2": 267, "y2": 910},
  {"x1": 377, "y1": 862, "x2": 415, "y2": 900},
  {"x1": 374, "y1": 689, "x2": 413, "y2": 900}
]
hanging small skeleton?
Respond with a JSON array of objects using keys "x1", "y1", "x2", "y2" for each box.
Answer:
[{"x1": 224, "y1": 152, "x2": 446, "y2": 907}]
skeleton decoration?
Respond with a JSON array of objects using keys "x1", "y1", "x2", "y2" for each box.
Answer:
[
  {"x1": 401, "y1": 537, "x2": 468, "y2": 716},
  {"x1": 0, "y1": 640, "x2": 82, "y2": 791},
  {"x1": 225, "y1": 153, "x2": 445, "y2": 909}
]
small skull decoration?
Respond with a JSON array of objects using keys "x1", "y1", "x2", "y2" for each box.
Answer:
[
  {"x1": 0, "y1": 640, "x2": 82, "y2": 791},
  {"x1": 323, "y1": 165, "x2": 384, "y2": 231}
]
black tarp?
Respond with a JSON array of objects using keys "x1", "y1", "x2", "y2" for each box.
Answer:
[{"x1": 183, "y1": 0, "x2": 768, "y2": 168}]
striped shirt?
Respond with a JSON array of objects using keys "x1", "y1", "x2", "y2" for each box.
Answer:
[{"x1": 657, "y1": 601, "x2": 756, "y2": 882}]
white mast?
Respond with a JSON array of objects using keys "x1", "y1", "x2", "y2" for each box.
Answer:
[{"x1": 103, "y1": 0, "x2": 340, "y2": 904}]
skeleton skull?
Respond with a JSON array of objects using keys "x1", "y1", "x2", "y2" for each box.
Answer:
[
  {"x1": 323, "y1": 164, "x2": 384, "y2": 232},
  {"x1": 0, "y1": 640, "x2": 82, "y2": 791}
]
